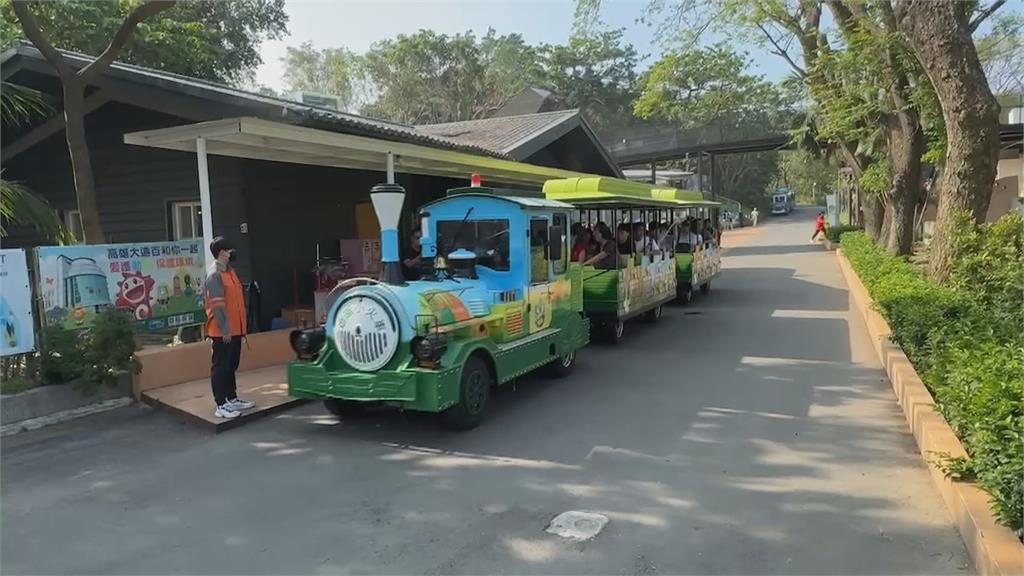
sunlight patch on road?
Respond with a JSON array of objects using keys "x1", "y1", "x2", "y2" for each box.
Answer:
[
  {"x1": 740, "y1": 355, "x2": 846, "y2": 367},
  {"x1": 772, "y1": 309, "x2": 848, "y2": 319},
  {"x1": 378, "y1": 443, "x2": 579, "y2": 470},
  {"x1": 503, "y1": 536, "x2": 562, "y2": 562}
]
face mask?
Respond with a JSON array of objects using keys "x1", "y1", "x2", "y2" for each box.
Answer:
[{"x1": 228, "y1": 251, "x2": 237, "y2": 262}]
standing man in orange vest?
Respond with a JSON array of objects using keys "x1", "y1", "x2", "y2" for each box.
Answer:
[{"x1": 206, "y1": 237, "x2": 254, "y2": 419}]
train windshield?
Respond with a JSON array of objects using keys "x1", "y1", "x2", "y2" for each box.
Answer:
[{"x1": 436, "y1": 219, "x2": 511, "y2": 271}]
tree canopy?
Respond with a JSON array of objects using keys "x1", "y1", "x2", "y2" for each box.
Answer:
[
  {"x1": 279, "y1": 27, "x2": 639, "y2": 129},
  {"x1": 0, "y1": 0, "x2": 288, "y2": 83}
]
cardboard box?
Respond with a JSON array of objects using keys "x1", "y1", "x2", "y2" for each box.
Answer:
[{"x1": 281, "y1": 306, "x2": 316, "y2": 329}]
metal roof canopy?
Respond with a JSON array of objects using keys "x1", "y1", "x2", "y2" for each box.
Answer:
[
  {"x1": 124, "y1": 117, "x2": 598, "y2": 188},
  {"x1": 124, "y1": 116, "x2": 603, "y2": 273}
]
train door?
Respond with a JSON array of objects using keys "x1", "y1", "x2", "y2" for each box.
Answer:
[{"x1": 527, "y1": 215, "x2": 556, "y2": 333}]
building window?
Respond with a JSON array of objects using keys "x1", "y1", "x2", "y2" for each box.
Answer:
[
  {"x1": 171, "y1": 201, "x2": 202, "y2": 240},
  {"x1": 64, "y1": 210, "x2": 84, "y2": 242}
]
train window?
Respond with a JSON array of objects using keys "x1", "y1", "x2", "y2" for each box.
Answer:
[
  {"x1": 529, "y1": 218, "x2": 549, "y2": 283},
  {"x1": 552, "y1": 213, "x2": 567, "y2": 275},
  {"x1": 436, "y1": 219, "x2": 510, "y2": 271}
]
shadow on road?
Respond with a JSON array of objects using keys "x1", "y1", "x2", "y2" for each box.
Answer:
[{"x1": 0, "y1": 223, "x2": 971, "y2": 574}]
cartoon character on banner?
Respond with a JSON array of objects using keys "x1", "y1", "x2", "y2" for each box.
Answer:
[
  {"x1": 156, "y1": 285, "x2": 171, "y2": 311},
  {"x1": 172, "y1": 275, "x2": 183, "y2": 297},
  {"x1": 183, "y1": 272, "x2": 195, "y2": 297},
  {"x1": 115, "y1": 271, "x2": 156, "y2": 320},
  {"x1": 0, "y1": 297, "x2": 18, "y2": 349}
]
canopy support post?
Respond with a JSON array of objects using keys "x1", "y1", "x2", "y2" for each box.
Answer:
[{"x1": 197, "y1": 136, "x2": 215, "y2": 274}]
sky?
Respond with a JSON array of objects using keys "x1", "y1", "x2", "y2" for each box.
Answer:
[{"x1": 254, "y1": 0, "x2": 796, "y2": 93}]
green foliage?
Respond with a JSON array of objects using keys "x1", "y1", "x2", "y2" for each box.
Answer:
[
  {"x1": 776, "y1": 150, "x2": 836, "y2": 204},
  {"x1": 633, "y1": 42, "x2": 794, "y2": 213},
  {"x1": 281, "y1": 42, "x2": 366, "y2": 112},
  {"x1": 859, "y1": 158, "x2": 891, "y2": 197},
  {"x1": 282, "y1": 26, "x2": 638, "y2": 129},
  {"x1": 1, "y1": 82, "x2": 72, "y2": 243},
  {"x1": 1, "y1": 0, "x2": 288, "y2": 83},
  {"x1": 538, "y1": 29, "x2": 639, "y2": 132},
  {"x1": 40, "y1": 308, "x2": 139, "y2": 394},
  {"x1": 358, "y1": 29, "x2": 544, "y2": 125},
  {"x1": 825, "y1": 224, "x2": 860, "y2": 243},
  {"x1": 947, "y1": 210, "x2": 1024, "y2": 340},
  {"x1": 975, "y1": 12, "x2": 1024, "y2": 95},
  {"x1": 841, "y1": 229, "x2": 1023, "y2": 533},
  {"x1": 0, "y1": 176, "x2": 75, "y2": 243},
  {"x1": 0, "y1": 374, "x2": 36, "y2": 395},
  {"x1": 40, "y1": 325, "x2": 84, "y2": 384}
]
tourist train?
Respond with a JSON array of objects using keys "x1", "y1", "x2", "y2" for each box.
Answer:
[{"x1": 288, "y1": 176, "x2": 722, "y2": 429}]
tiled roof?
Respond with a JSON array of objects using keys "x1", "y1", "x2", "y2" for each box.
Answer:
[
  {"x1": 415, "y1": 109, "x2": 580, "y2": 156},
  {"x1": 2, "y1": 43, "x2": 509, "y2": 159}
]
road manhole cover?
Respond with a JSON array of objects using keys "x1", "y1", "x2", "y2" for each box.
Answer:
[{"x1": 545, "y1": 511, "x2": 609, "y2": 541}]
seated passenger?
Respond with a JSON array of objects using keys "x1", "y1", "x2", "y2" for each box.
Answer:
[
  {"x1": 617, "y1": 223, "x2": 633, "y2": 255},
  {"x1": 583, "y1": 222, "x2": 617, "y2": 269},
  {"x1": 572, "y1": 227, "x2": 592, "y2": 263},
  {"x1": 676, "y1": 221, "x2": 703, "y2": 252},
  {"x1": 647, "y1": 222, "x2": 663, "y2": 254}
]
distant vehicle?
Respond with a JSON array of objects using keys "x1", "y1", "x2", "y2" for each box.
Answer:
[{"x1": 771, "y1": 189, "x2": 795, "y2": 215}]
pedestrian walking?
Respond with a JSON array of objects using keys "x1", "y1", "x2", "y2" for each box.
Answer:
[
  {"x1": 751, "y1": 207, "x2": 759, "y2": 227},
  {"x1": 811, "y1": 211, "x2": 827, "y2": 242},
  {"x1": 205, "y1": 237, "x2": 254, "y2": 419}
]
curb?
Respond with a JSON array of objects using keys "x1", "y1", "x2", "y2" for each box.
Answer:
[
  {"x1": 837, "y1": 248, "x2": 1024, "y2": 576},
  {"x1": 1, "y1": 397, "x2": 134, "y2": 437}
]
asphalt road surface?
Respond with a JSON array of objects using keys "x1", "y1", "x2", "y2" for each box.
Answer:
[{"x1": 2, "y1": 207, "x2": 972, "y2": 575}]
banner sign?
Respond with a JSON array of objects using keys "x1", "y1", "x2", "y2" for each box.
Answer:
[
  {"x1": 36, "y1": 240, "x2": 206, "y2": 332},
  {"x1": 1, "y1": 249, "x2": 37, "y2": 356},
  {"x1": 825, "y1": 193, "x2": 839, "y2": 227}
]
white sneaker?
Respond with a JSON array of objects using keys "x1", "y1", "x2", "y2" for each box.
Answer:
[
  {"x1": 227, "y1": 398, "x2": 255, "y2": 411},
  {"x1": 215, "y1": 404, "x2": 240, "y2": 419}
]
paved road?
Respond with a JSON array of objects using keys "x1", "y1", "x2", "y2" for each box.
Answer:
[{"x1": 2, "y1": 208, "x2": 972, "y2": 575}]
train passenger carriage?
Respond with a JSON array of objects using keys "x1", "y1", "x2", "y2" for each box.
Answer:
[{"x1": 544, "y1": 177, "x2": 681, "y2": 342}]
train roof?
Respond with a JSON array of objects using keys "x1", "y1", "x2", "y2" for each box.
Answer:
[
  {"x1": 543, "y1": 177, "x2": 717, "y2": 208},
  {"x1": 426, "y1": 188, "x2": 575, "y2": 211},
  {"x1": 543, "y1": 177, "x2": 674, "y2": 208}
]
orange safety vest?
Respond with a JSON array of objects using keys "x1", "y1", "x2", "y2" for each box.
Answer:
[{"x1": 205, "y1": 268, "x2": 247, "y2": 337}]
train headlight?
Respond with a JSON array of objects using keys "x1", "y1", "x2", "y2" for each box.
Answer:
[
  {"x1": 290, "y1": 327, "x2": 326, "y2": 359},
  {"x1": 412, "y1": 333, "x2": 447, "y2": 366}
]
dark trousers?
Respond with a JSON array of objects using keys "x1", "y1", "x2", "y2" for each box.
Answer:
[{"x1": 211, "y1": 337, "x2": 242, "y2": 406}]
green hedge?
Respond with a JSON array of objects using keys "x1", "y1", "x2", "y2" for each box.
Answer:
[
  {"x1": 841, "y1": 217, "x2": 1023, "y2": 534},
  {"x1": 825, "y1": 224, "x2": 861, "y2": 243}
]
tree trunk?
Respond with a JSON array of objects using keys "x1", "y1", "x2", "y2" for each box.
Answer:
[
  {"x1": 895, "y1": 0, "x2": 1002, "y2": 279},
  {"x1": 863, "y1": 193, "x2": 885, "y2": 241},
  {"x1": 883, "y1": 111, "x2": 924, "y2": 255},
  {"x1": 62, "y1": 80, "x2": 105, "y2": 243}
]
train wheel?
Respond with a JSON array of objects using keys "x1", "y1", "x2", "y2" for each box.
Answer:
[
  {"x1": 546, "y1": 348, "x2": 576, "y2": 378},
  {"x1": 602, "y1": 318, "x2": 625, "y2": 344},
  {"x1": 644, "y1": 305, "x2": 663, "y2": 322},
  {"x1": 323, "y1": 398, "x2": 369, "y2": 418},
  {"x1": 700, "y1": 281, "x2": 711, "y2": 294},
  {"x1": 678, "y1": 285, "x2": 693, "y2": 305},
  {"x1": 440, "y1": 356, "x2": 492, "y2": 430}
]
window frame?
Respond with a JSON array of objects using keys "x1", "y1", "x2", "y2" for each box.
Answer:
[
  {"x1": 169, "y1": 200, "x2": 203, "y2": 241},
  {"x1": 63, "y1": 210, "x2": 84, "y2": 242}
]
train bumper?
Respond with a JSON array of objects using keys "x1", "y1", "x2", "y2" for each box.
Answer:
[{"x1": 288, "y1": 360, "x2": 459, "y2": 412}]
